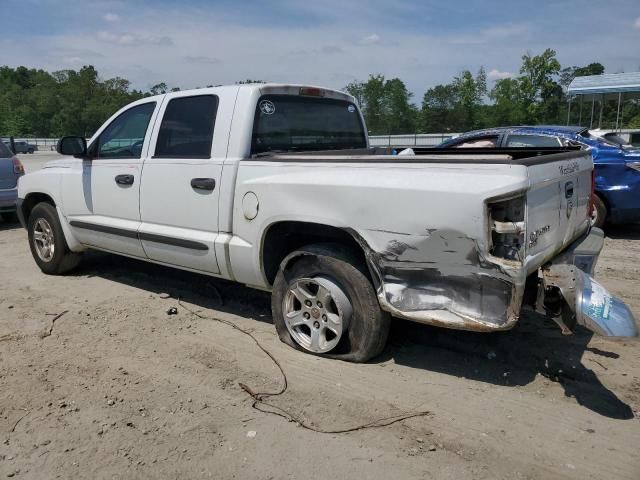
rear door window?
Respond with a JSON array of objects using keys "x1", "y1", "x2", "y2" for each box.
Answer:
[
  {"x1": 154, "y1": 95, "x2": 218, "y2": 158},
  {"x1": 506, "y1": 134, "x2": 561, "y2": 147}
]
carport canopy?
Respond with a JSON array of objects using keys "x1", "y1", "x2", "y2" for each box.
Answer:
[{"x1": 567, "y1": 72, "x2": 640, "y2": 129}]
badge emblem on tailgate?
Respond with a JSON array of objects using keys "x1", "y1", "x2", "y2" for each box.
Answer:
[{"x1": 529, "y1": 225, "x2": 551, "y2": 248}]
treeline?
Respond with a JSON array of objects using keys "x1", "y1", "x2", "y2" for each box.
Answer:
[
  {"x1": 346, "y1": 48, "x2": 640, "y2": 134},
  {"x1": 0, "y1": 66, "x2": 167, "y2": 137},
  {"x1": 2, "y1": 48, "x2": 640, "y2": 137}
]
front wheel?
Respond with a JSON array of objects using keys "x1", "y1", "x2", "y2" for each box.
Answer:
[
  {"x1": 27, "y1": 202, "x2": 81, "y2": 275},
  {"x1": 272, "y1": 244, "x2": 390, "y2": 363}
]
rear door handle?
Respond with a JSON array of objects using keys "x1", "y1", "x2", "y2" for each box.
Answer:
[
  {"x1": 190, "y1": 178, "x2": 216, "y2": 191},
  {"x1": 115, "y1": 174, "x2": 134, "y2": 185}
]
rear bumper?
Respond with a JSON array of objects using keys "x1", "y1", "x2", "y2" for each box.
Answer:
[
  {"x1": 542, "y1": 227, "x2": 637, "y2": 337},
  {"x1": 0, "y1": 188, "x2": 18, "y2": 213},
  {"x1": 547, "y1": 226, "x2": 605, "y2": 276}
]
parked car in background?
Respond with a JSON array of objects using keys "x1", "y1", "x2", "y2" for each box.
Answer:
[
  {"x1": 438, "y1": 126, "x2": 640, "y2": 227},
  {"x1": 588, "y1": 129, "x2": 640, "y2": 148},
  {"x1": 13, "y1": 141, "x2": 37, "y2": 154},
  {"x1": 0, "y1": 140, "x2": 25, "y2": 222}
]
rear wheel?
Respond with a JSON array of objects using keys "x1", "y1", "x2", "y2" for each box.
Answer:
[
  {"x1": 272, "y1": 243, "x2": 390, "y2": 363},
  {"x1": 27, "y1": 202, "x2": 81, "y2": 275},
  {"x1": 592, "y1": 195, "x2": 607, "y2": 229}
]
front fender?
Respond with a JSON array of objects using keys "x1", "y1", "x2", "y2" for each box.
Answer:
[{"x1": 17, "y1": 168, "x2": 85, "y2": 252}]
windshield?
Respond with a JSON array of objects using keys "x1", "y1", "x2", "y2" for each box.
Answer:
[
  {"x1": 251, "y1": 95, "x2": 366, "y2": 154},
  {"x1": 603, "y1": 134, "x2": 629, "y2": 146},
  {"x1": 579, "y1": 130, "x2": 624, "y2": 148}
]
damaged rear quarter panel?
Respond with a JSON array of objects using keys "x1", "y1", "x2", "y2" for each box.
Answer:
[{"x1": 232, "y1": 159, "x2": 530, "y2": 330}]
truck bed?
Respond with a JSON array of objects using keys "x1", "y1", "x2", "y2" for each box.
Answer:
[
  {"x1": 255, "y1": 146, "x2": 584, "y2": 165},
  {"x1": 239, "y1": 145, "x2": 593, "y2": 330}
]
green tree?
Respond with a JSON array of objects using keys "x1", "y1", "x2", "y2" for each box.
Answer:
[
  {"x1": 420, "y1": 84, "x2": 460, "y2": 132},
  {"x1": 0, "y1": 65, "x2": 152, "y2": 137},
  {"x1": 149, "y1": 82, "x2": 168, "y2": 95},
  {"x1": 489, "y1": 77, "x2": 526, "y2": 126},
  {"x1": 452, "y1": 67, "x2": 487, "y2": 130},
  {"x1": 559, "y1": 62, "x2": 605, "y2": 88},
  {"x1": 344, "y1": 75, "x2": 416, "y2": 134},
  {"x1": 383, "y1": 78, "x2": 417, "y2": 134},
  {"x1": 518, "y1": 48, "x2": 561, "y2": 122}
]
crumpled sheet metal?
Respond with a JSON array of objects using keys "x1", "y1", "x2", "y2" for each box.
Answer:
[{"x1": 349, "y1": 228, "x2": 525, "y2": 331}]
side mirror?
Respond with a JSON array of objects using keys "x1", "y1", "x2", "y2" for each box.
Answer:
[{"x1": 57, "y1": 136, "x2": 87, "y2": 157}]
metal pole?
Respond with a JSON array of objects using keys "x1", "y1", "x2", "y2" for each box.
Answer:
[
  {"x1": 619, "y1": 94, "x2": 624, "y2": 131},
  {"x1": 615, "y1": 92, "x2": 622, "y2": 130},
  {"x1": 567, "y1": 97, "x2": 572, "y2": 125},
  {"x1": 599, "y1": 94, "x2": 604, "y2": 128},
  {"x1": 590, "y1": 96, "x2": 595, "y2": 128},
  {"x1": 578, "y1": 96, "x2": 583, "y2": 126}
]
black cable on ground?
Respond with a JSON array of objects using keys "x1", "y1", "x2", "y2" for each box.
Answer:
[{"x1": 178, "y1": 298, "x2": 432, "y2": 434}]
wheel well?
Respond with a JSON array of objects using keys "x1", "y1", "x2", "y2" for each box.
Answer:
[
  {"x1": 22, "y1": 193, "x2": 55, "y2": 222},
  {"x1": 595, "y1": 191, "x2": 609, "y2": 210},
  {"x1": 262, "y1": 221, "x2": 367, "y2": 285}
]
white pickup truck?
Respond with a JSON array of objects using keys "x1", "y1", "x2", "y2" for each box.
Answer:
[{"x1": 17, "y1": 84, "x2": 637, "y2": 362}]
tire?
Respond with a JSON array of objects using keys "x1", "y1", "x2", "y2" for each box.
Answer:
[
  {"x1": 592, "y1": 195, "x2": 607, "y2": 229},
  {"x1": 27, "y1": 202, "x2": 81, "y2": 275},
  {"x1": 272, "y1": 243, "x2": 390, "y2": 363}
]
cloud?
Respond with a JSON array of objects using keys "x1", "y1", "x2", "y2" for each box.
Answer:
[
  {"x1": 96, "y1": 31, "x2": 173, "y2": 47},
  {"x1": 321, "y1": 45, "x2": 343, "y2": 54},
  {"x1": 634, "y1": 17, "x2": 640, "y2": 29},
  {"x1": 487, "y1": 69, "x2": 515, "y2": 80},
  {"x1": 103, "y1": 13, "x2": 119, "y2": 22},
  {"x1": 358, "y1": 34, "x2": 381, "y2": 45},
  {"x1": 184, "y1": 55, "x2": 221, "y2": 65},
  {"x1": 62, "y1": 56, "x2": 83, "y2": 65},
  {"x1": 2, "y1": 0, "x2": 640, "y2": 101},
  {"x1": 481, "y1": 24, "x2": 529, "y2": 37}
]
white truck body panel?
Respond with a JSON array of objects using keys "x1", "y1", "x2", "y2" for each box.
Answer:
[{"x1": 19, "y1": 83, "x2": 631, "y2": 337}]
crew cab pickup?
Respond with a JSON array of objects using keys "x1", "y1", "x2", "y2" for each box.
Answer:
[{"x1": 16, "y1": 84, "x2": 637, "y2": 362}]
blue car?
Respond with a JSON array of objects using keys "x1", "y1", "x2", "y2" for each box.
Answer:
[
  {"x1": 438, "y1": 126, "x2": 640, "y2": 227},
  {"x1": 0, "y1": 140, "x2": 24, "y2": 222}
]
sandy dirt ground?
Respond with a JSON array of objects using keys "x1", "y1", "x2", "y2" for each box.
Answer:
[{"x1": 1, "y1": 216, "x2": 639, "y2": 480}]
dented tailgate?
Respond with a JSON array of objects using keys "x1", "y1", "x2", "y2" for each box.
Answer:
[{"x1": 524, "y1": 151, "x2": 593, "y2": 269}]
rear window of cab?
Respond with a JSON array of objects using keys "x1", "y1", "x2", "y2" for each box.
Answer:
[{"x1": 251, "y1": 95, "x2": 366, "y2": 155}]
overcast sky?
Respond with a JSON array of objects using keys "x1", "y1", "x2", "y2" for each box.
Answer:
[{"x1": 2, "y1": 0, "x2": 640, "y2": 99}]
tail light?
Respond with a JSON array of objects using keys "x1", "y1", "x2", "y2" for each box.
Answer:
[
  {"x1": 299, "y1": 87, "x2": 324, "y2": 97},
  {"x1": 488, "y1": 195, "x2": 525, "y2": 261},
  {"x1": 12, "y1": 156, "x2": 24, "y2": 175},
  {"x1": 588, "y1": 169, "x2": 595, "y2": 220}
]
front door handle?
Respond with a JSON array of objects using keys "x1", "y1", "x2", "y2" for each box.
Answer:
[
  {"x1": 115, "y1": 174, "x2": 134, "y2": 185},
  {"x1": 190, "y1": 178, "x2": 216, "y2": 191}
]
